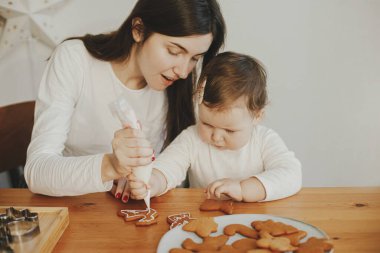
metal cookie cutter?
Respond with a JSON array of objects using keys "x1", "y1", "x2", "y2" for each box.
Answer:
[{"x1": 0, "y1": 207, "x2": 40, "y2": 245}]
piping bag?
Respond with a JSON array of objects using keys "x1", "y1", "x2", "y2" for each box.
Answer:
[{"x1": 110, "y1": 96, "x2": 152, "y2": 210}]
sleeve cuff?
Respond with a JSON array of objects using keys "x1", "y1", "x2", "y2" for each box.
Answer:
[
  {"x1": 154, "y1": 167, "x2": 172, "y2": 196},
  {"x1": 93, "y1": 154, "x2": 113, "y2": 192},
  {"x1": 253, "y1": 175, "x2": 274, "y2": 202}
]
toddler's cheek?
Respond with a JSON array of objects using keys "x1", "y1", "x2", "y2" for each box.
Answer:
[{"x1": 198, "y1": 128, "x2": 210, "y2": 144}]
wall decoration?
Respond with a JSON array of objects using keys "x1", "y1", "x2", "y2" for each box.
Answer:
[{"x1": 0, "y1": 0, "x2": 67, "y2": 58}]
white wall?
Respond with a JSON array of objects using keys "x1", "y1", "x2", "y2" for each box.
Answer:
[
  {"x1": 221, "y1": 0, "x2": 380, "y2": 186},
  {"x1": 0, "y1": 0, "x2": 137, "y2": 105},
  {"x1": 1, "y1": 0, "x2": 379, "y2": 187}
]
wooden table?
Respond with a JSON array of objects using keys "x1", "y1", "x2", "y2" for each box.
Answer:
[{"x1": 0, "y1": 187, "x2": 379, "y2": 252}]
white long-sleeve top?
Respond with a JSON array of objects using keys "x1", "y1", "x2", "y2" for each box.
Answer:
[
  {"x1": 154, "y1": 125, "x2": 302, "y2": 201},
  {"x1": 25, "y1": 40, "x2": 166, "y2": 196}
]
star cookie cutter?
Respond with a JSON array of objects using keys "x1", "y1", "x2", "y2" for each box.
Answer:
[{"x1": 0, "y1": 207, "x2": 40, "y2": 245}]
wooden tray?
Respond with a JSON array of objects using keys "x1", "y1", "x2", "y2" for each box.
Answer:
[{"x1": 0, "y1": 206, "x2": 69, "y2": 253}]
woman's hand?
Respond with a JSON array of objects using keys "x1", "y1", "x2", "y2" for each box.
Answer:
[
  {"x1": 112, "y1": 127, "x2": 153, "y2": 175},
  {"x1": 205, "y1": 178, "x2": 243, "y2": 201},
  {"x1": 102, "y1": 127, "x2": 154, "y2": 201},
  {"x1": 110, "y1": 178, "x2": 130, "y2": 203}
]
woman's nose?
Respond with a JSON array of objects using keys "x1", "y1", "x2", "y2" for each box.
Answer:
[{"x1": 174, "y1": 59, "x2": 190, "y2": 79}]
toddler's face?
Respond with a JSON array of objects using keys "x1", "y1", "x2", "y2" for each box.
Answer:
[{"x1": 197, "y1": 98, "x2": 254, "y2": 150}]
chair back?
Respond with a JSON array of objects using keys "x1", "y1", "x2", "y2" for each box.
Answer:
[{"x1": 0, "y1": 101, "x2": 35, "y2": 173}]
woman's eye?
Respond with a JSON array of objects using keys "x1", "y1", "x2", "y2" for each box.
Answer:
[
  {"x1": 168, "y1": 49, "x2": 180, "y2": 56},
  {"x1": 191, "y1": 57, "x2": 200, "y2": 62}
]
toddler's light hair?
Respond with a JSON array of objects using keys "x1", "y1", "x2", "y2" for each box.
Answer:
[{"x1": 197, "y1": 51, "x2": 268, "y2": 117}]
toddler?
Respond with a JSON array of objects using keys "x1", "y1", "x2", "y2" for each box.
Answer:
[{"x1": 128, "y1": 51, "x2": 302, "y2": 202}]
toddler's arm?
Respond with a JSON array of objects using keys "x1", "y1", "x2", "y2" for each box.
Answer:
[
  {"x1": 205, "y1": 177, "x2": 266, "y2": 202},
  {"x1": 254, "y1": 127, "x2": 302, "y2": 201},
  {"x1": 240, "y1": 177, "x2": 266, "y2": 202}
]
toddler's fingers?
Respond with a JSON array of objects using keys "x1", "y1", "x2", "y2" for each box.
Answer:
[
  {"x1": 131, "y1": 187, "x2": 147, "y2": 197},
  {"x1": 214, "y1": 184, "x2": 229, "y2": 199},
  {"x1": 204, "y1": 185, "x2": 212, "y2": 199},
  {"x1": 127, "y1": 173, "x2": 150, "y2": 189},
  {"x1": 207, "y1": 180, "x2": 224, "y2": 198},
  {"x1": 129, "y1": 180, "x2": 145, "y2": 189},
  {"x1": 132, "y1": 194, "x2": 146, "y2": 200},
  {"x1": 204, "y1": 183, "x2": 214, "y2": 198}
]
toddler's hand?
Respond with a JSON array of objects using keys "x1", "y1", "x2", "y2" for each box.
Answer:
[
  {"x1": 206, "y1": 178, "x2": 243, "y2": 202},
  {"x1": 127, "y1": 173, "x2": 150, "y2": 200}
]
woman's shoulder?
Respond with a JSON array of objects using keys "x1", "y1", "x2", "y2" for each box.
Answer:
[
  {"x1": 57, "y1": 39, "x2": 86, "y2": 51},
  {"x1": 53, "y1": 39, "x2": 92, "y2": 62}
]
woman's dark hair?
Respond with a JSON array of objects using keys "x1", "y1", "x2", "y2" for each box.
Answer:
[
  {"x1": 198, "y1": 52, "x2": 268, "y2": 116},
  {"x1": 67, "y1": 0, "x2": 226, "y2": 150}
]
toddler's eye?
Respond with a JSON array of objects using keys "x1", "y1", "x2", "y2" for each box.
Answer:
[
  {"x1": 226, "y1": 129, "x2": 236, "y2": 134},
  {"x1": 202, "y1": 122, "x2": 212, "y2": 128}
]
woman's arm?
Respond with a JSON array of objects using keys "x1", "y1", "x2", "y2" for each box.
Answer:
[{"x1": 25, "y1": 41, "x2": 114, "y2": 196}]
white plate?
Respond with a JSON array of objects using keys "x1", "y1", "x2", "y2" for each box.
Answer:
[{"x1": 157, "y1": 214, "x2": 332, "y2": 253}]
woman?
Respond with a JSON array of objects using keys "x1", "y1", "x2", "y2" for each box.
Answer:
[{"x1": 24, "y1": 0, "x2": 226, "y2": 198}]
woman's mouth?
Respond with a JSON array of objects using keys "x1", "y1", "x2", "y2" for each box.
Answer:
[{"x1": 161, "y1": 74, "x2": 175, "y2": 86}]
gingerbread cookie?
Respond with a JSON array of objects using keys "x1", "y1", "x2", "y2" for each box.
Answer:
[
  {"x1": 246, "y1": 250, "x2": 273, "y2": 253},
  {"x1": 224, "y1": 224, "x2": 258, "y2": 239},
  {"x1": 169, "y1": 249, "x2": 193, "y2": 253},
  {"x1": 256, "y1": 231, "x2": 297, "y2": 252},
  {"x1": 251, "y1": 219, "x2": 298, "y2": 236},
  {"x1": 118, "y1": 208, "x2": 158, "y2": 226},
  {"x1": 183, "y1": 217, "x2": 218, "y2": 237},
  {"x1": 231, "y1": 238, "x2": 258, "y2": 251},
  {"x1": 169, "y1": 218, "x2": 333, "y2": 253},
  {"x1": 200, "y1": 199, "x2": 234, "y2": 215},
  {"x1": 296, "y1": 237, "x2": 333, "y2": 253},
  {"x1": 182, "y1": 235, "x2": 229, "y2": 251},
  {"x1": 280, "y1": 230, "x2": 307, "y2": 246},
  {"x1": 167, "y1": 212, "x2": 195, "y2": 230},
  {"x1": 197, "y1": 245, "x2": 245, "y2": 253}
]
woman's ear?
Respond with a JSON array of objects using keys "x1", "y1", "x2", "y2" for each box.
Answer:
[{"x1": 132, "y1": 17, "x2": 144, "y2": 43}]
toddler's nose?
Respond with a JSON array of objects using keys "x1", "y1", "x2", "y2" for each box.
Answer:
[{"x1": 211, "y1": 131, "x2": 223, "y2": 143}]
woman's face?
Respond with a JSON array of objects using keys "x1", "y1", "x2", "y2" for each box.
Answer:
[{"x1": 135, "y1": 32, "x2": 213, "y2": 91}]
